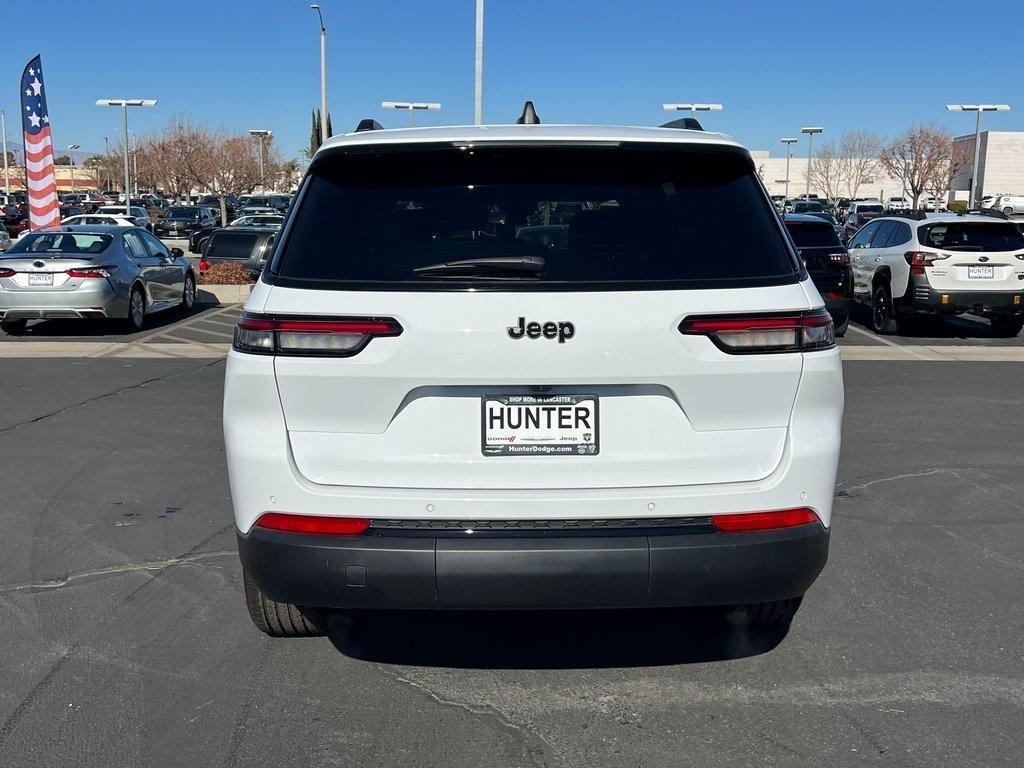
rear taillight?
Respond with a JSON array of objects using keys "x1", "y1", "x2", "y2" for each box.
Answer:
[
  {"x1": 680, "y1": 309, "x2": 835, "y2": 354},
  {"x1": 0, "y1": 268, "x2": 15, "y2": 278},
  {"x1": 233, "y1": 312, "x2": 403, "y2": 356},
  {"x1": 905, "y1": 251, "x2": 948, "y2": 275},
  {"x1": 711, "y1": 507, "x2": 819, "y2": 532},
  {"x1": 254, "y1": 513, "x2": 369, "y2": 535},
  {"x1": 66, "y1": 267, "x2": 110, "y2": 279},
  {"x1": 198, "y1": 259, "x2": 209, "y2": 273},
  {"x1": 828, "y1": 252, "x2": 850, "y2": 266}
]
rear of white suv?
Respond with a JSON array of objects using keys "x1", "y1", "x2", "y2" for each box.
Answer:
[{"x1": 223, "y1": 124, "x2": 844, "y2": 636}]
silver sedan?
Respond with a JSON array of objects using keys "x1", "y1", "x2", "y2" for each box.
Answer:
[{"x1": 0, "y1": 225, "x2": 196, "y2": 334}]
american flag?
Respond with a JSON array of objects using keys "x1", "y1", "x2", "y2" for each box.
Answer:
[{"x1": 21, "y1": 54, "x2": 59, "y2": 229}]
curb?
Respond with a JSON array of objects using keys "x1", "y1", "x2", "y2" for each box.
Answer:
[{"x1": 197, "y1": 284, "x2": 254, "y2": 304}]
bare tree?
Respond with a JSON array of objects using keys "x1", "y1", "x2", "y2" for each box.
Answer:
[
  {"x1": 880, "y1": 125, "x2": 956, "y2": 208},
  {"x1": 838, "y1": 131, "x2": 883, "y2": 200},
  {"x1": 807, "y1": 142, "x2": 843, "y2": 202}
]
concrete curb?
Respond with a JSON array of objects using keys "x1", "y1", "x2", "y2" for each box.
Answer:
[{"x1": 196, "y1": 284, "x2": 253, "y2": 304}]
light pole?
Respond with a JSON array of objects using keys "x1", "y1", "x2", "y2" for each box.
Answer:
[
  {"x1": 249, "y1": 129, "x2": 272, "y2": 190},
  {"x1": 103, "y1": 137, "x2": 109, "y2": 192},
  {"x1": 68, "y1": 144, "x2": 80, "y2": 193},
  {"x1": 1, "y1": 109, "x2": 9, "y2": 195},
  {"x1": 96, "y1": 99, "x2": 156, "y2": 216},
  {"x1": 662, "y1": 103, "x2": 724, "y2": 123},
  {"x1": 474, "y1": 0, "x2": 484, "y2": 124},
  {"x1": 310, "y1": 4, "x2": 328, "y2": 142},
  {"x1": 801, "y1": 126, "x2": 823, "y2": 199},
  {"x1": 946, "y1": 104, "x2": 1010, "y2": 206},
  {"x1": 382, "y1": 101, "x2": 442, "y2": 128},
  {"x1": 781, "y1": 137, "x2": 797, "y2": 201}
]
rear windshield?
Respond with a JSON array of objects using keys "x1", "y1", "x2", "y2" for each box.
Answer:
[
  {"x1": 856, "y1": 205, "x2": 884, "y2": 215},
  {"x1": 271, "y1": 144, "x2": 798, "y2": 290},
  {"x1": 918, "y1": 222, "x2": 1024, "y2": 252},
  {"x1": 165, "y1": 207, "x2": 200, "y2": 218},
  {"x1": 208, "y1": 232, "x2": 259, "y2": 259},
  {"x1": 7, "y1": 233, "x2": 112, "y2": 254},
  {"x1": 785, "y1": 221, "x2": 841, "y2": 248}
]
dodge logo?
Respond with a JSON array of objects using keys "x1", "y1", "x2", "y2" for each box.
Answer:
[{"x1": 507, "y1": 317, "x2": 575, "y2": 343}]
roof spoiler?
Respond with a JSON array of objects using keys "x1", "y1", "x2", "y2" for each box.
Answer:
[
  {"x1": 660, "y1": 117, "x2": 704, "y2": 131},
  {"x1": 355, "y1": 118, "x2": 384, "y2": 132},
  {"x1": 516, "y1": 101, "x2": 541, "y2": 125}
]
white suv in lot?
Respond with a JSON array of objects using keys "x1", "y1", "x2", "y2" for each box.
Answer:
[
  {"x1": 850, "y1": 212, "x2": 1024, "y2": 336},
  {"x1": 991, "y1": 194, "x2": 1024, "y2": 216},
  {"x1": 223, "y1": 120, "x2": 844, "y2": 637}
]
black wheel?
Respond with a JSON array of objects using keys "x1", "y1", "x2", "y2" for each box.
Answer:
[
  {"x1": 181, "y1": 272, "x2": 196, "y2": 312},
  {"x1": 990, "y1": 315, "x2": 1024, "y2": 338},
  {"x1": 243, "y1": 569, "x2": 325, "y2": 637},
  {"x1": 197, "y1": 237, "x2": 209, "y2": 254},
  {"x1": 126, "y1": 284, "x2": 146, "y2": 332},
  {"x1": 832, "y1": 314, "x2": 849, "y2": 337},
  {"x1": 870, "y1": 283, "x2": 898, "y2": 334},
  {"x1": 1002, "y1": 206, "x2": 1014, "y2": 217},
  {"x1": 1, "y1": 319, "x2": 27, "y2": 336},
  {"x1": 724, "y1": 596, "x2": 803, "y2": 627}
]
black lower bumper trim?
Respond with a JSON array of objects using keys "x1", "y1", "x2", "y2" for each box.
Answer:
[
  {"x1": 901, "y1": 280, "x2": 1024, "y2": 315},
  {"x1": 238, "y1": 523, "x2": 830, "y2": 610}
]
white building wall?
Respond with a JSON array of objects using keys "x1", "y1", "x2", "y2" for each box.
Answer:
[
  {"x1": 952, "y1": 131, "x2": 1024, "y2": 200},
  {"x1": 750, "y1": 154, "x2": 905, "y2": 201}
]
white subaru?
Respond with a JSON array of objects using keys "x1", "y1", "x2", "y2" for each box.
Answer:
[{"x1": 224, "y1": 116, "x2": 844, "y2": 636}]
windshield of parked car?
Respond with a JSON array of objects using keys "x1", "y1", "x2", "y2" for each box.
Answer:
[
  {"x1": 165, "y1": 207, "x2": 200, "y2": 218},
  {"x1": 919, "y1": 222, "x2": 1024, "y2": 252},
  {"x1": 6, "y1": 232, "x2": 113, "y2": 255},
  {"x1": 856, "y1": 205, "x2": 884, "y2": 214},
  {"x1": 793, "y1": 202, "x2": 824, "y2": 213},
  {"x1": 273, "y1": 144, "x2": 798, "y2": 290},
  {"x1": 785, "y1": 221, "x2": 842, "y2": 248}
]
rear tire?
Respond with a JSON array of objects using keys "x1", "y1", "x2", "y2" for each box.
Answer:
[
  {"x1": 1, "y1": 319, "x2": 27, "y2": 336},
  {"x1": 1002, "y1": 206, "x2": 1014, "y2": 216},
  {"x1": 990, "y1": 315, "x2": 1024, "y2": 338},
  {"x1": 243, "y1": 569, "x2": 326, "y2": 637},
  {"x1": 832, "y1": 314, "x2": 849, "y2": 337},
  {"x1": 181, "y1": 272, "x2": 196, "y2": 312},
  {"x1": 724, "y1": 596, "x2": 803, "y2": 627},
  {"x1": 870, "y1": 283, "x2": 898, "y2": 334},
  {"x1": 125, "y1": 284, "x2": 146, "y2": 332}
]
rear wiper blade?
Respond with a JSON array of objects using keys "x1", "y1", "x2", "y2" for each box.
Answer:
[{"x1": 414, "y1": 255, "x2": 546, "y2": 276}]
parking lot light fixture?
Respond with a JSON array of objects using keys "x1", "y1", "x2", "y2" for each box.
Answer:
[
  {"x1": 946, "y1": 104, "x2": 1010, "y2": 206},
  {"x1": 249, "y1": 129, "x2": 273, "y2": 190},
  {"x1": 310, "y1": 5, "x2": 327, "y2": 143},
  {"x1": 68, "y1": 144, "x2": 80, "y2": 192},
  {"x1": 2, "y1": 109, "x2": 10, "y2": 195},
  {"x1": 781, "y1": 137, "x2": 798, "y2": 201},
  {"x1": 662, "y1": 103, "x2": 724, "y2": 121},
  {"x1": 801, "y1": 127, "x2": 823, "y2": 200},
  {"x1": 381, "y1": 101, "x2": 442, "y2": 128},
  {"x1": 96, "y1": 99, "x2": 157, "y2": 215}
]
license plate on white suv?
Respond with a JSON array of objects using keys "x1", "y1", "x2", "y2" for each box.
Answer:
[
  {"x1": 482, "y1": 394, "x2": 599, "y2": 457},
  {"x1": 968, "y1": 265, "x2": 994, "y2": 279}
]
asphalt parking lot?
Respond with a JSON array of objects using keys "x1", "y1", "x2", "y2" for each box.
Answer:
[{"x1": 0, "y1": 325, "x2": 1022, "y2": 767}]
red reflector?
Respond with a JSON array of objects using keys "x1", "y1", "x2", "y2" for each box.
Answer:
[
  {"x1": 0, "y1": 268, "x2": 15, "y2": 278},
  {"x1": 254, "y1": 513, "x2": 369, "y2": 535},
  {"x1": 198, "y1": 259, "x2": 209, "y2": 272},
  {"x1": 274, "y1": 319, "x2": 400, "y2": 335},
  {"x1": 711, "y1": 508, "x2": 819, "y2": 532},
  {"x1": 683, "y1": 316, "x2": 802, "y2": 333}
]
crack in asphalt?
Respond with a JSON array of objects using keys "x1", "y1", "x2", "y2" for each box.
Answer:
[
  {"x1": 0, "y1": 550, "x2": 236, "y2": 595},
  {"x1": 378, "y1": 666, "x2": 554, "y2": 768},
  {"x1": 0, "y1": 358, "x2": 224, "y2": 436}
]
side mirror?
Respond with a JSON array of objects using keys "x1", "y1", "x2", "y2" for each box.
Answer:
[{"x1": 170, "y1": 247, "x2": 184, "y2": 258}]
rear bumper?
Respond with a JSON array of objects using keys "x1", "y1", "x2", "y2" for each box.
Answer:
[
  {"x1": 238, "y1": 522, "x2": 829, "y2": 610},
  {"x1": 899, "y1": 278, "x2": 1024, "y2": 315},
  {"x1": 0, "y1": 282, "x2": 119, "y2": 320}
]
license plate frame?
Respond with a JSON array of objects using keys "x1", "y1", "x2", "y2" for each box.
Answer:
[
  {"x1": 968, "y1": 265, "x2": 994, "y2": 279},
  {"x1": 481, "y1": 394, "x2": 600, "y2": 457},
  {"x1": 28, "y1": 273, "x2": 53, "y2": 286}
]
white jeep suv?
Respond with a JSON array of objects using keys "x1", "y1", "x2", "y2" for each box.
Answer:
[
  {"x1": 850, "y1": 212, "x2": 1024, "y2": 336},
  {"x1": 223, "y1": 120, "x2": 844, "y2": 636}
]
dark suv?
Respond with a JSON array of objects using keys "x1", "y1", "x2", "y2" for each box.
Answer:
[
  {"x1": 154, "y1": 206, "x2": 217, "y2": 238},
  {"x1": 783, "y1": 214, "x2": 852, "y2": 335},
  {"x1": 200, "y1": 227, "x2": 276, "y2": 279}
]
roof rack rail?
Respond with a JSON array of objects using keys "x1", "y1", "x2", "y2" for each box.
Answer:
[
  {"x1": 355, "y1": 119, "x2": 384, "y2": 132},
  {"x1": 660, "y1": 117, "x2": 704, "y2": 131},
  {"x1": 516, "y1": 101, "x2": 541, "y2": 125}
]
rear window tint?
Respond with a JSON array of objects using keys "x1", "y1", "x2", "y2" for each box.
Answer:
[
  {"x1": 207, "y1": 232, "x2": 259, "y2": 260},
  {"x1": 918, "y1": 222, "x2": 1024, "y2": 252},
  {"x1": 8, "y1": 233, "x2": 112, "y2": 254},
  {"x1": 785, "y1": 221, "x2": 841, "y2": 248},
  {"x1": 272, "y1": 144, "x2": 798, "y2": 290}
]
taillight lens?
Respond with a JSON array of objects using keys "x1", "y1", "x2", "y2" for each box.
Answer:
[
  {"x1": 66, "y1": 267, "x2": 111, "y2": 279},
  {"x1": 0, "y1": 268, "x2": 15, "y2": 278},
  {"x1": 233, "y1": 312, "x2": 403, "y2": 356},
  {"x1": 828, "y1": 252, "x2": 850, "y2": 266},
  {"x1": 904, "y1": 251, "x2": 948, "y2": 275},
  {"x1": 254, "y1": 513, "x2": 369, "y2": 535},
  {"x1": 198, "y1": 259, "x2": 209, "y2": 273},
  {"x1": 711, "y1": 507, "x2": 819, "y2": 532},
  {"x1": 680, "y1": 309, "x2": 835, "y2": 354}
]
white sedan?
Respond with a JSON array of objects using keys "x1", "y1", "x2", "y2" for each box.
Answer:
[{"x1": 61, "y1": 213, "x2": 137, "y2": 228}]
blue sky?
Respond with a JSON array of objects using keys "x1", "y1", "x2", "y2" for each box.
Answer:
[{"x1": 3, "y1": 0, "x2": 1021, "y2": 161}]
